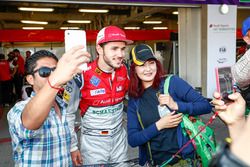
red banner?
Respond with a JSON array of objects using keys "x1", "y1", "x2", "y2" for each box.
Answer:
[
  {"x1": 0, "y1": 29, "x2": 177, "y2": 42},
  {"x1": 0, "y1": 29, "x2": 242, "y2": 42}
]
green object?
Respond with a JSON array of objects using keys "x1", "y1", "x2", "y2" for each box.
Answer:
[
  {"x1": 164, "y1": 75, "x2": 216, "y2": 167},
  {"x1": 240, "y1": 0, "x2": 250, "y2": 2},
  {"x1": 245, "y1": 107, "x2": 250, "y2": 116}
]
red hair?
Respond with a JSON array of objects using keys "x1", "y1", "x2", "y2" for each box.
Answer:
[{"x1": 128, "y1": 60, "x2": 166, "y2": 98}]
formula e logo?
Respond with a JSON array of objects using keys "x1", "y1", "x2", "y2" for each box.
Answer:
[
  {"x1": 90, "y1": 88, "x2": 106, "y2": 96},
  {"x1": 90, "y1": 76, "x2": 100, "y2": 87}
]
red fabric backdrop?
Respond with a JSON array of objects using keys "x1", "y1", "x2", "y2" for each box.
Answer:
[
  {"x1": 0, "y1": 29, "x2": 242, "y2": 42},
  {"x1": 0, "y1": 29, "x2": 176, "y2": 42}
]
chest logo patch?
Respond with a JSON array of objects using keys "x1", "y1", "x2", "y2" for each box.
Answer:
[
  {"x1": 90, "y1": 76, "x2": 100, "y2": 87},
  {"x1": 116, "y1": 86, "x2": 123, "y2": 92},
  {"x1": 90, "y1": 88, "x2": 106, "y2": 96}
]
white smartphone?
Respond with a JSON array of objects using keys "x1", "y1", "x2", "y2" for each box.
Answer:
[
  {"x1": 64, "y1": 30, "x2": 87, "y2": 71},
  {"x1": 158, "y1": 105, "x2": 171, "y2": 118}
]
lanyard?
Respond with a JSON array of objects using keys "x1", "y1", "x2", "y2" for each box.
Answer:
[{"x1": 160, "y1": 111, "x2": 219, "y2": 167}]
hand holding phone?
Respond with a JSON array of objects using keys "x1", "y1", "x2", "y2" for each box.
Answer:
[
  {"x1": 65, "y1": 30, "x2": 87, "y2": 71},
  {"x1": 215, "y1": 67, "x2": 234, "y2": 103}
]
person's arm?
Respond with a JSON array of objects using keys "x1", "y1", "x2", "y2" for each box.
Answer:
[
  {"x1": 127, "y1": 99, "x2": 160, "y2": 147},
  {"x1": 21, "y1": 78, "x2": 59, "y2": 130},
  {"x1": 170, "y1": 75, "x2": 212, "y2": 115},
  {"x1": 22, "y1": 46, "x2": 90, "y2": 130},
  {"x1": 7, "y1": 100, "x2": 41, "y2": 139},
  {"x1": 209, "y1": 142, "x2": 250, "y2": 167},
  {"x1": 127, "y1": 98, "x2": 182, "y2": 147},
  {"x1": 210, "y1": 92, "x2": 250, "y2": 166},
  {"x1": 231, "y1": 49, "x2": 250, "y2": 89},
  {"x1": 231, "y1": 116, "x2": 250, "y2": 165}
]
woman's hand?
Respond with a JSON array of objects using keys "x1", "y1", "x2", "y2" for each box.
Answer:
[
  {"x1": 156, "y1": 111, "x2": 183, "y2": 131},
  {"x1": 158, "y1": 94, "x2": 178, "y2": 111}
]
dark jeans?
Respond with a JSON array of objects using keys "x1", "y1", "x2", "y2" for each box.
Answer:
[
  {"x1": 0, "y1": 81, "x2": 3, "y2": 106},
  {"x1": 2, "y1": 80, "x2": 13, "y2": 104},
  {"x1": 13, "y1": 74, "x2": 23, "y2": 100}
]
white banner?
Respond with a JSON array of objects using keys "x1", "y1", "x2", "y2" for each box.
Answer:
[{"x1": 206, "y1": 4, "x2": 236, "y2": 98}]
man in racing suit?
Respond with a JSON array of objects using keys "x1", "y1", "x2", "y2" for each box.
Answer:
[{"x1": 66, "y1": 26, "x2": 133, "y2": 166}]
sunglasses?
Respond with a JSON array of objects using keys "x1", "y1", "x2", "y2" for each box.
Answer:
[{"x1": 32, "y1": 66, "x2": 56, "y2": 78}]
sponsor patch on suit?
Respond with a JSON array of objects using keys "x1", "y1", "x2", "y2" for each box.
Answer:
[
  {"x1": 116, "y1": 86, "x2": 123, "y2": 92},
  {"x1": 90, "y1": 88, "x2": 106, "y2": 96},
  {"x1": 90, "y1": 76, "x2": 100, "y2": 87}
]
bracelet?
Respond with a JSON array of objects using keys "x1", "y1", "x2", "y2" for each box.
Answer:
[{"x1": 47, "y1": 78, "x2": 62, "y2": 91}]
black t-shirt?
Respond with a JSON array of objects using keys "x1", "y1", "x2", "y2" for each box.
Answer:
[{"x1": 138, "y1": 86, "x2": 179, "y2": 165}]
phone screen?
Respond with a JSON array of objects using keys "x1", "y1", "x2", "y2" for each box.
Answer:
[{"x1": 215, "y1": 67, "x2": 233, "y2": 103}]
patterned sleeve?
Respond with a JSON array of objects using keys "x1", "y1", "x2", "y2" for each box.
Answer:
[
  {"x1": 169, "y1": 75, "x2": 212, "y2": 115},
  {"x1": 7, "y1": 100, "x2": 43, "y2": 140},
  {"x1": 231, "y1": 49, "x2": 250, "y2": 89}
]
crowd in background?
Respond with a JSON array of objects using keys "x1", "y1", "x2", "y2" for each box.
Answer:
[{"x1": 0, "y1": 49, "x2": 29, "y2": 118}]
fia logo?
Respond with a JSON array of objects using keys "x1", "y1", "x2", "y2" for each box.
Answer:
[{"x1": 219, "y1": 47, "x2": 226, "y2": 54}]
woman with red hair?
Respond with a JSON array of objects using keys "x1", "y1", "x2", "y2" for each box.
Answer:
[{"x1": 127, "y1": 44, "x2": 212, "y2": 166}]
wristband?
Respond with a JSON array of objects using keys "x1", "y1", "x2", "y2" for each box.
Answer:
[{"x1": 47, "y1": 78, "x2": 62, "y2": 91}]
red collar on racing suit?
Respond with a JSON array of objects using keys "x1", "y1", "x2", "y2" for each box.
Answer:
[{"x1": 79, "y1": 59, "x2": 129, "y2": 116}]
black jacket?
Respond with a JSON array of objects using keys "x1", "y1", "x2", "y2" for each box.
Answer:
[{"x1": 209, "y1": 143, "x2": 249, "y2": 167}]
